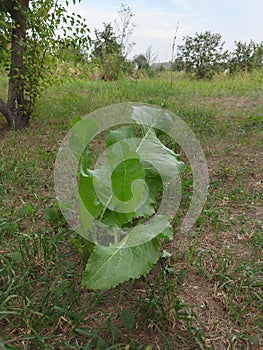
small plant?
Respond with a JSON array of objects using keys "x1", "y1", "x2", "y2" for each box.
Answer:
[{"x1": 73, "y1": 109, "x2": 183, "y2": 290}]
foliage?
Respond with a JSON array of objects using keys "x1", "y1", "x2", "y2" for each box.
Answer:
[
  {"x1": 133, "y1": 54, "x2": 150, "y2": 71},
  {"x1": 229, "y1": 40, "x2": 263, "y2": 73},
  {"x1": 24, "y1": 1, "x2": 89, "y2": 110},
  {"x1": 100, "y1": 51, "x2": 125, "y2": 81},
  {"x1": 92, "y1": 23, "x2": 122, "y2": 61},
  {"x1": 175, "y1": 31, "x2": 228, "y2": 79},
  {"x1": 56, "y1": 37, "x2": 89, "y2": 65},
  {"x1": 0, "y1": 0, "x2": 90, "y2": 129},
  {"x1": 90, "y1": 4, "x2": 136, "y2": 80},
  {"x1": 172, "y1": 56, "x2": 185, "y2": 72},
  {"x1": 91, "y1": 23, "x2": 125, "y2": 80},
  {"x1": 78, "y1": 115, "x2": 182, "y2": 290},
  {"x1": 0, "y1": 10, "x2": 12, "y2": 71}
]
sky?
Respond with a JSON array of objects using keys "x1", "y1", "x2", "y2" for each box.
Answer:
[{"x1": 66, "y1": 0, "x2": 263, "y2": 62}]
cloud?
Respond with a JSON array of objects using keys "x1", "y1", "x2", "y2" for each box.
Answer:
[{"x1": 64, "y1": 0, "x2": 263, "y2": 62}]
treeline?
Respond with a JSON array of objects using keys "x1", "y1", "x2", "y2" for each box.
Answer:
[
  {"x1": 54, "y1": 30, "x2": 263, "y2": 81},
  {"x1": 172, "y1": 31, "x2": 263, "y2": 79},
  {"x1": 55, "y1": 23, "x2": 156, "y2": 81},
  {"x1": 0, "y1": 0, "x2": 262, "y2": 129}
]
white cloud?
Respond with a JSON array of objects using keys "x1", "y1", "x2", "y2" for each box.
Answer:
[{"x1": 64, "y1": 0, "x2": 263, "y2": 62}]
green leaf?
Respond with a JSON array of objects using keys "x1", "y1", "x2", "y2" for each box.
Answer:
[
  {"x1": 106, "y1": 140, "x2": 139, "y2": 170},
  {"x1": 117, "y1": 215, "x2": 173, "y2": 248},
  {"x1": 82, "y1": 238, "x2": 160, "y2": 290},
  {"x1": 138, "y1": 132, "x2": 183, "y2": 184},
  {"x1": 71, "y1": 116, "x2": 81, "y2": 126},
  {"x1": 79, "y1": 174, "x2": 103, "y2": 218},
  {"x1": 132, "y1": 105, "x2": 174, "y2": 135},
  {"x1": 69, "y1": 116, "x2": 99, "y2": 158},
  {"x1": 107, "y1": 318, "x2": 121, "y2": 339},
  {"x1": 135, "y1": 164, "x2": 163, "y2": 218},
  {"x1": 44, "y1": 207, "x2": 57, "y2": 223},
  {"x1": 106, "y1": 125, "x2": 133, "y2": 146},
  {"x1": 131, "y1": 106, "x2": 183, "y2": 182},
  {"x1": 79, "y1": 165, "x2": 138, "y2": 229},
  {"x1": 101, "y1": 209, "x2": 135, "y2": 228},
  {"x1": 80, "y1": 140, "x2": 148, "y2": 219},
  {"x1": 111, "y1": 158, "x2": 145, "y2": 202},
  {"x1": 82, "y1": 216, "x2": 172, "y2": 290}
]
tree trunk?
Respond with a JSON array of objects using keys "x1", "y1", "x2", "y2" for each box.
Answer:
[{"x1": 0, "y1": 0, "x2": 30, "y2": 130}]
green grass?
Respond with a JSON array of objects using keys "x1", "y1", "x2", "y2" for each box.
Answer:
[{"x1": 0, "y1": 70, "x2": 262, "y2": 349}]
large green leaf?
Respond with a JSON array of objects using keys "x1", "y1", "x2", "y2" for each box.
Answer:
[
  {"x1": 106, "y1": 140, "x2": 139, "y2": 170},
  {"x1": 132, "y1": 105, "x2": 174, "y2": 135},
  {"x1": 116, "y1": 215, "x2": 173, "y2": 248},
  {"x1": 82, "y1": 238, "x2": 160, "y2": 290},
  {"x1": 102, "y1": 209, "x2": 136, "y2": 228},
  {"x1": 138, "y1": 132, "x2": 183, "y2": 184},
  {"x1": 79, "y1": 140, "x2": 150, "y2": 227},
  {"x1": 78, "y1": 126, "x2": 182, "y2": 231},
  {"x1": 82, "y1": 216, "x2": 172, "y2": 290}
]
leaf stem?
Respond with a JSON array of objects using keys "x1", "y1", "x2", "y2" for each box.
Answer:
[{"x1": 135, "y1": 124, "x2": 153, "y2": 152}]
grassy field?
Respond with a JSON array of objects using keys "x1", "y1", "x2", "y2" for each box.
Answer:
[{"x1": 0, "y1": 71, "x2": 262, "y2": 349}]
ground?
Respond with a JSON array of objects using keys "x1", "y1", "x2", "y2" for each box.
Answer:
[{"x1": 0, "y1": 71, "x2": 262, "y2": 349}]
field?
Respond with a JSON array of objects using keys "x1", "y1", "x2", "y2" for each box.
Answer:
[{"x1": 0, "y1": 71, "x2": 262, "y2": 349}]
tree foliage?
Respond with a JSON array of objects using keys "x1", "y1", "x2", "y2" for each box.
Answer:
[
  {"x1": 56, "y1": 37, "x2": 89, "y2": 65},
  {"x1": 90, "y1": 4, "x2": 136, "y2": 81},
  {"x1": 174, "y1": 31, "x2": 263, "y2": 79},
  {"x1": 92, "y1": 23, "x2": 122, "y2": 61},
  {"x1": 229, "y1": 40, "x2": 263, "y2": 73},
  {"x1": 91, "y1": 23, "x2": 125, "y2": 80},
  {"x1": 0, "y1": 0, "x2": 89, "y2": 130},
  {"x1": 133, "y1": 54, "x2": 150, "y2": 71},
  {"x1": 174, "y1": 31, "x2": 228, "y2": 79}
]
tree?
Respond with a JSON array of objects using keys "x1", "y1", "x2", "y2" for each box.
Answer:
[
  {"x1": 253, "y1": 42, "x2": 263, "y2": 70},
  {"x1": 229, "y1": 40, "x2": 263, "y2": 73},
  {"x1": 133, "y1": 54, "x2": 149, "y2": 71},
  {"x1": 92, "y1": 23, "x2": 122, "y2": 60},
  {"x1": 56, "y1": 37, "x2": 88, "y2": 65},
  {"x1": 0, "y1": 0, "x2": 89, "y2": 130},
  {"x1": 91, "y1": 23, "x2": 125, "y2": 80},
  {"x1": 145, "y1": 45, "x2": 158, "y2": 65},
  {"x1": 176, "y1": 31, "x2": 228, "y2": 79},
  {"x1": 132, "y1": 47, "x2": 156, "y2": 77},
  {"x1": 0, "y1": 0, "x2": 30, "y2": 129},
  {"x1": 114, "y1": 3, "x2": 136, "y2": 58},
  {"x1": 172, "y1": 56, "x2": 185, "y2": 72}
]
